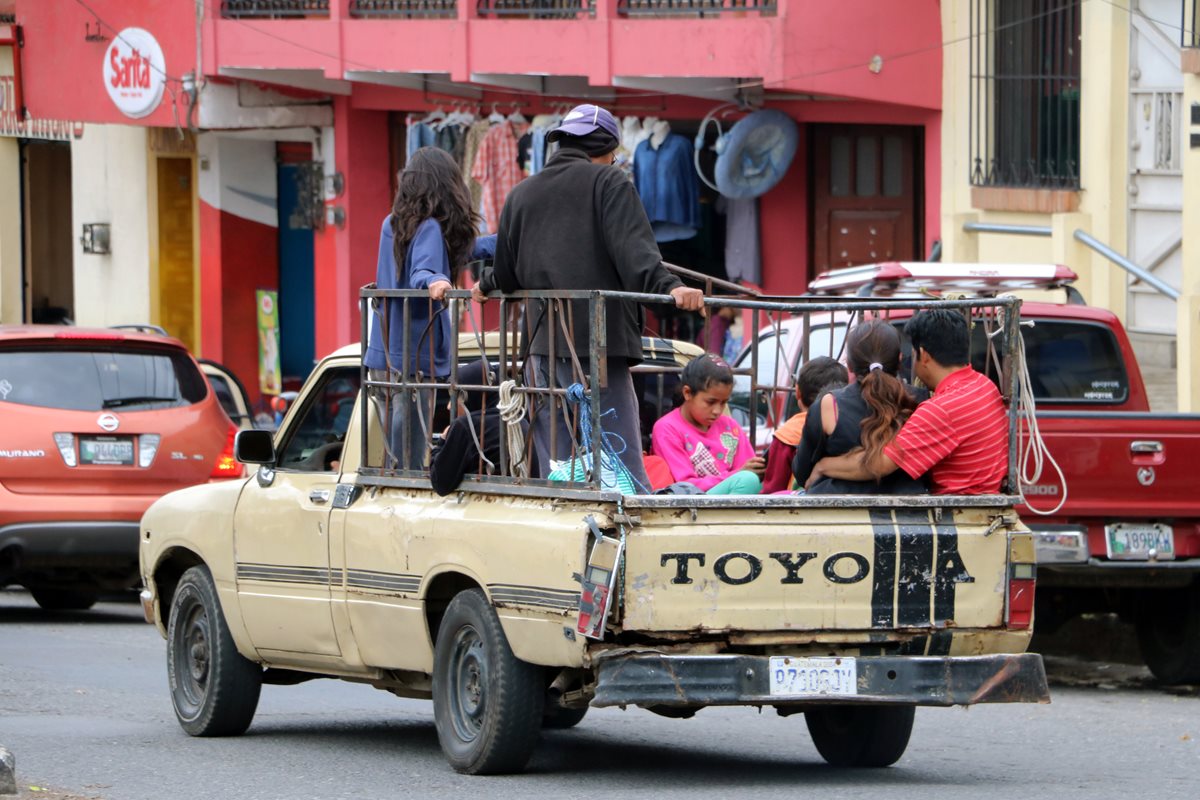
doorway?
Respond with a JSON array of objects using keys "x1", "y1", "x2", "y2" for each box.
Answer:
[
  {"x1": 276, "y1": 142, "x2": 316, "y2": 383},
  {"x1": 811, "y1": 125, "x2": 921, "y2": 274},
  {"x1": 156, "y1": 157, "x2": 196, "y2": 351},
  {"x1": 21, "y1": 140, "x2": 73, "y2": 323}
]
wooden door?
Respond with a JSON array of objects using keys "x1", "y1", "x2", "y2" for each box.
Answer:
[
  {"x1": 812, "y1": 126, "x2": 920, "y2": 274},
  {"x1": 156, "y1": 157, "x2": 195, "y2": 351}
]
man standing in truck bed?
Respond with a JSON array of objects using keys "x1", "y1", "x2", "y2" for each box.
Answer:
[
  {"x1": 808, "y1": 308, "x2": 1009, "y2": 494},
  {"x1": 474, "y1": 104, "x2": 704, "y2": 488}
]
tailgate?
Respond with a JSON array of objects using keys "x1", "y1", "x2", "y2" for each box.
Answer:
[{"x1": 620, "y1": 506, "x2": 1010, "y2": 634}]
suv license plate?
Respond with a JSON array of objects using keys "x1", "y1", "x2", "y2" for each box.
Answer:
[
  {"x1": 1105, "y1": 523, "x2": 1174, "y2": 560},
  {"x1": 768, "y1": 656, "x2": 857, "y2": 698},
  {"x1": 79, "y1": 436, "x2": 135, "y2": 466}
]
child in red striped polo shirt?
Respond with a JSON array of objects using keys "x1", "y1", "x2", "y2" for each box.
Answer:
[{"x1": 806, "y1": 308, "x2": 1008, "y2": 495}]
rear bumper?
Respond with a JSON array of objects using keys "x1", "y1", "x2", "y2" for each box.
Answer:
[
  {"x1": 592, "y1": 653, "x2": 1049, "y2": 708},
  {"x1": 0, "y1": 521, "x2": 140, "y2": 562}
]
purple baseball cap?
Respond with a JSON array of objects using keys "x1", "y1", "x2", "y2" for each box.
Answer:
[{"x1": 548, "y1": 104, "x2": 620, "y2": 142}]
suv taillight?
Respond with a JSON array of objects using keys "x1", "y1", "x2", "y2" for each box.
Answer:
[
  {"x1": 1007, "y1": 563, "x2": 1036, "y2": 630},
  {"x1": 210, "y1": 424, "x2": 244, "y2": 479}
]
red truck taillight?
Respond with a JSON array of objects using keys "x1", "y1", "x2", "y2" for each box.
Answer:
[
  {"x1": 210, "y1": 424, "x2": 244, "y2": 479},
  {"x1": 1007, "y1": 563, "x2": 1036, "y2": 630}
]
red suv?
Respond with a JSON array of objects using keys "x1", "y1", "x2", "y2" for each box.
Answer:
[{"x1": 0, "y1": 325, "x2": 243, "y2": 610}]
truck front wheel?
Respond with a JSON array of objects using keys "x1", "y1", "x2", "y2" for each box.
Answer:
[
  {"x1": 167, "y1": 566, "x2": 263, "y2": 736},
  {"x1": 805, "y1": 705, "x2": 915, "y2": 767},
  {"x1": 1136, "y1": 585, "x2": 1200, "y2": 685},
  {"x1": 432, "y1": 589, "x2": 544, "y2": 774}
]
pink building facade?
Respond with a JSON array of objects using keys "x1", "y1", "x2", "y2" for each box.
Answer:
[{"x1": 11, "y1": 0, "x2": 942, "y2": 396}]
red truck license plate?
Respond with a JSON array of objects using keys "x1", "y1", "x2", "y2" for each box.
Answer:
[{"x1": 1105, "y1": 523, "x2": 1174, "y2": 560}]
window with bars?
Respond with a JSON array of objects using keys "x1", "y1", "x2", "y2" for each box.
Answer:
[{"x1": 969, "y1": 0, "x2": 1081, "y2": 190}]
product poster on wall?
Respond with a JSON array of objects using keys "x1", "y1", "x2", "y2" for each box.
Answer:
[{"x1": 256, "y1": 290, "x2": 282, "y2": 396}]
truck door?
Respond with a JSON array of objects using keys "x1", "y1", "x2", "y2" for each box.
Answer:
[{"x1": 233, "y1": 366, "x2": 360, "y2": 658}]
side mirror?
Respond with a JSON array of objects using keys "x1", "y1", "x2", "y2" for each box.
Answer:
[{"x1": 235, "y1": 429, "x2": 276, "y2": 465}]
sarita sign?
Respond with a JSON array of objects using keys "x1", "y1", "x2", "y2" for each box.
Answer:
[{"x1": 103, "y1": 28, "x2": 166, "y2": 119}]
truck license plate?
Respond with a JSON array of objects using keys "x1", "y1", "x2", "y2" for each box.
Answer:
[
  {"x1": 768, "y1": 657, "x2": 857, "y2": 697},
  {"x1": 1105, "y1": 523, "x2": 1174, "y2": 560},
  {"x1": 79, "y1": 436, "x2": 134, "y2": 466}
]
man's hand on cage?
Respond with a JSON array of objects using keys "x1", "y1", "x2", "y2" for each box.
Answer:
[
  {"x1": 471, "y1": 285, "x2": 489, "y2": 304},
  {"x1": 671, "y1": 286, "x2": 706, "y2": 315}
]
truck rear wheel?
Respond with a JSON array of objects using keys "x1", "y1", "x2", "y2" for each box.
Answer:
[
  {"x1": 1136, "y1": 585, "x2": 1200, "y2": 685},
  {"x1": 167, "y1": 566, "x2": 262, "y2": 736},
  {"x1": 805, "y1": 705, "x2": 915, "y2": 767},
  {"x1": 432, "y1": 589, "x2": 544, "y2": 774}
]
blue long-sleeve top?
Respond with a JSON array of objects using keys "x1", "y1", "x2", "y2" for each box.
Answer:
[
  {"x1": 633, "y1": 133, "x2": 700, "y2": 242},
  {"x1": 365, "y1": 215, "x2": 495, "y2": 378}
]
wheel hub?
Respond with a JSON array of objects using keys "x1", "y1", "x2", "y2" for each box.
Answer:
[{"x1": 449, "y1": 625, "x2": 487, "y2": 741}]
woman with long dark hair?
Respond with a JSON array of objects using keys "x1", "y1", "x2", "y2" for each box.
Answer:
[
  {"x1": 791, "y1": 319, "x2": 928, "y2": 494},
  {"x1": 365, "y1": 147, "x2": 495, "y2": 469}
]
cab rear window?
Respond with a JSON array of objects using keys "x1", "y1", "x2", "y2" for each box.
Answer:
[
  {"x1": 0, "y1": 345, "x2": 208, "y2": 411},
  {"x1": 1006, "y1": 320, "x2": 1129, "y2": 404}
]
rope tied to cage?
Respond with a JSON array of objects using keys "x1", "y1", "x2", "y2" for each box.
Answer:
[
  {"x1": 564, "y1": 383, "x2": 648, "y2": 495},
  {"x1": 497, "y1": 380, "x2": 529, "y2": 479}
]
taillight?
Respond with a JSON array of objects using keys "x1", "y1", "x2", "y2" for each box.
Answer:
[
  {"x1": 53, "y1": 432, "x2": 77, "y2": 467},
  {"x1": 210, "y1": 424, "x2": 244, "y2": 479},
  {"x1": 1007, "y1": 562, "x2": 1036, "y2": 630}
]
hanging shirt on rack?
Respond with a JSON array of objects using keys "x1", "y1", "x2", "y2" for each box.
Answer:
[
  {"x1": 719, "y1": 195, "x2": 762, "y2": 285},
  {"x1": 634, "y1": 132, "x2": 700, "y2": 243},
  {"x1": 461, "y1": 120, "x2": 492, "y2": 217},
  {"x1": 470, "y1": 122, "x2": 525, "y2": 235},
  {"x1": 406, "y1": 120, "x2": 437, "y2": 163}
]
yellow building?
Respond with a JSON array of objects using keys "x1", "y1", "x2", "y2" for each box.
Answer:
[{"x1": 941, "y1": 0, "x2": 1200, "y2": 410}]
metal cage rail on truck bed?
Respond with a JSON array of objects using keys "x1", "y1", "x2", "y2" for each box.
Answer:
[{"x1": 357, "y1": 286, "x2": 1025, "y2": 507}]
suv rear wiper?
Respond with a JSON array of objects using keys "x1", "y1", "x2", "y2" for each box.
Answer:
[{"x1": 102, "y1": 396, "x2": 179, "y2": 408}]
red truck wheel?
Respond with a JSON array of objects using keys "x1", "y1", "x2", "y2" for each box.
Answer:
[{"x1": 1136, "y1": 585, "x2": 1200, "y2": 686}]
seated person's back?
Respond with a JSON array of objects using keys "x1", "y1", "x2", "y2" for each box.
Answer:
[
  {"x1": 430, "y1": 359, "x2": 525, "y2": 495},
  {"x1": 793, "y1": 320, "x2": 928, "y2": 495}
]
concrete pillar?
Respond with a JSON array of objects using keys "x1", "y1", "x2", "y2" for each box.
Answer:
[
  {"x1": 1050, "y1": 212, "x2": 1093, "y2": 301},
  {"x1": 943, "y1": 212, "x2": 979, "y2": 263},
  {"x1": 0, "y1": 137, "x2": 20, "y2": 324},
  {"x1": 313, "y1": 99, "x2": 391, "y2": 357},
  {"x1": 1077, "y1": 0, "x2": 1130, "y2": 321},
  {"x1": 1177, "y1": 70, "x2": 1200, "y2": 412}
]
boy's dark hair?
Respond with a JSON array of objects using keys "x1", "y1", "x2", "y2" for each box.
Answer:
[
  {"x1": 904, "y1": 309, "x2": 970, "y2": 367},
  {"x1": 796, "y1": 356, "x2": 848, "y2": 409},
  {"x1": 680, "y1": 353, "x2": 734, "y2": 394}
]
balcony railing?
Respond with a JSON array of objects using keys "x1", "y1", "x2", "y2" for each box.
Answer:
[
  {"x1": 350, "y1": 0, "x2": 458, "y2": 17},
  {"x1": 221, "y1": 0, "x2": 330, "y2": 18},
  {"x1": 617, "y1": 0, "x2": 775, "y2": 16},
  {"x1": 475, "y1": 0, "x2": 594, "y2": 18}
]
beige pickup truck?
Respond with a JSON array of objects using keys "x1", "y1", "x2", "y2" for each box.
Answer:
[{"x1": 138, "y1": 289, "x2": 1049, "y2": 775}]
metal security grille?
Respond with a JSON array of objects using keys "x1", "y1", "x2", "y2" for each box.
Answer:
[
  {"x1": 289, "y1": 162, "x2": 326, "y2": 230},
  {"x1": 350, "y1": 0, "x2": 458, "y2": 17},
  {"x1": 221, "y1": 0, "x2": 330, "y2": 18},
  {"x1": 969, "y1": 0, "x2": 1081, "y2": 189},
  {"x1": 475, "y1": 0, "x2": 594, "y2": 17},
  {"x1": 617, "y1": 0, "x2": 775, "y2": 16}
]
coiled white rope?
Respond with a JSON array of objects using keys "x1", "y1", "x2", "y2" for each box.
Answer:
[
  {"x1": 497, "y1": 380, "x2": 529, "y2": 479},
  {"x1": 1003, "y1": 320, "x2": 1068, "y2": 515}
]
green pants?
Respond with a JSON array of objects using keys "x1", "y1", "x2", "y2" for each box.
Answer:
[{"x1": 706, "y1": 471, "x2": 762, "y2": 495}]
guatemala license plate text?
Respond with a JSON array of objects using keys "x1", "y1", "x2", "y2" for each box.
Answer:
[
  {"x1": 768, "y1": 657, "x2": 858, "y2": 697},
  {"x1": 1105, "y1": 523, "x2": 1174, "y2": 560}
]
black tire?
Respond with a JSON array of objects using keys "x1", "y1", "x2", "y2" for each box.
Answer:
[
  {"x1": 30, "y1": 589, "x2": 97, "y2": 611},
  {"x1": 432, "y1": 589, "x2": 544, "y2": 774},
  {"x1": 166, "y1": 566, "x2": 263, "y2": 736},
  {"x1": 1136, "y1": 586, "x2": 1200, "y2": 685},
  {"x1": 542, "y1": 703, "x2": 588, "y2": 729},
  {"x1": 805, "y1": 705, "x2": 915, "y2": 767}
]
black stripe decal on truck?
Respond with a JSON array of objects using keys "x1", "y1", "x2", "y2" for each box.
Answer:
[
  {"x1": 870, "y1": 509, "x2": 898, "y2": 628},
  {"x1": 895, "y1": 508, "x2": 935, "y2": 627}
]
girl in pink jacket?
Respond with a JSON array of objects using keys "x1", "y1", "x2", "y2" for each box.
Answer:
[{"x1": 652, "y1": 355, "x2": 764, "y2": 494}]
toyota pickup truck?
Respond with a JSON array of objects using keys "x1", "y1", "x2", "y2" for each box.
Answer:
[
  {"x1": 746, "y1": 263, "x2": 1200, "y2": 684},
  {"x1": 138, "y1": 289, "x2": 1048, "y2": 775}
]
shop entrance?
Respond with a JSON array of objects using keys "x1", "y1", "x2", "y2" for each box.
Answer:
[
  {"x1": 276, "y1": 143, "x2": 316, "y2": 382},
  {"x1": 21, "y1": 140, "x2": 73, "y2": 323},
  {"x1": 810, "y1": 125, "x2": 921, "y2": 273},
  {"x1": 156, "y1": 157, "x2": 196, "y2": 351}
]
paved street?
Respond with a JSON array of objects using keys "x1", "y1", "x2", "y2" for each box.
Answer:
[{"x1": 0, "y1": 590, "x2": 1197, "y2": 800}]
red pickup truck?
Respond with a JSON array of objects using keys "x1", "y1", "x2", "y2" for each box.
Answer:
[{"x1": 730, "y1": 263, "x2": 1200, "y2": 684}]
